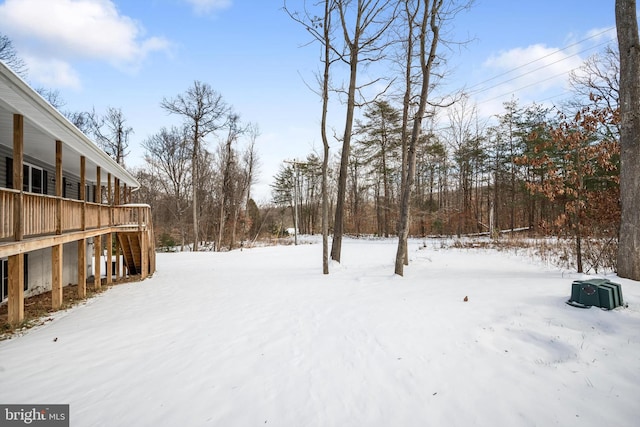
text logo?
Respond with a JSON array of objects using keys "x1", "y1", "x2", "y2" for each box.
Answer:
[{"x1": 0, "y1": 405, "x2": 69, "y2": 426}]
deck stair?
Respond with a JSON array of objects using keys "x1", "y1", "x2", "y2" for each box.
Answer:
[{"x1": 118, "y1": 232, "x2": 142, "y2": 275}]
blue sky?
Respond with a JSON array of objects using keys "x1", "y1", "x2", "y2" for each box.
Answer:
[{"x1": 0, "y1": 0, "x2": 625, "y2": 201}]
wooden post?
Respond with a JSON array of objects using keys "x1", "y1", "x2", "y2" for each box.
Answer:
[
  {"x1": 80, "y1": 156, "x2": 86, "y2": 230},
  {"x1": 107, "y1": 173, "x2": 112, "y2": 227},
  {"x1": 114, "y1": 178, "x2": 121, "y2": 280},
  {"x1": 105, "y1": 232, "x2": 112, "y2": 285},
  {"x1": 141, "y1": 231, "x2": 148, "y2": 280},
  {"x1": 78, "y1": 156, "x2": 87, "y2": 298},
  {"x1": 94, "y1": 235, "x2": 101, "y2": 290},
  {"x1": 96, "y1": 166, "x2": 101, "y2": 228},
  {"x1": 114, "y1": 178, "x2": 120, "y2": 205},
  {"x1": 8, "y1": 254, "x2": 24, "y2": 325},
  {"x1": 138, "y1": 206, "x2": 147, "y2": 279},
  {"x1": 9, "y1": 114, "x2": 25, "y2": 326},
  {"x1": 55, "y1": 140, "x2": 63, "y2": 235},
  {"x1": 96, "y1": 166, "x2": 102, "y2": 202},
  {"x1": 123, "y1": 183, "x2": 128, "y2": 203},
  {"x1": 107, "y1": 173, "x2": 112, "y2": 204},
  {"x1": 78, "y1": 238, "x2": 86, "y2": 298},
  {"x1": 52, "y1": 244, "x2": 63, "y2": 309},
  {"x1": 115, "y1": 236, "x2": 121, "y2": 281},
  {"x1": 13, "y1": 114, "x2": 23, "y2": 241}
]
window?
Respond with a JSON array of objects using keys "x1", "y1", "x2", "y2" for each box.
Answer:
[
  {"x1": 1, "y1": 259, "x2": 7, "y2": 302},
  {"x1": 75, "y1": 183, "x2": 91, "y2": 201},
  {"x1": 4, "y1": 157, "x2": 11, "y2": 188},
  {"x1": 0, "y1": 255, "x2": 28, "y2": 302},
  {"x1": 23, "y1": 163, "x2": 47, "y2": 194},
  {"x1": 5, "y1": 158, "x2": 47, "y2": 194}
]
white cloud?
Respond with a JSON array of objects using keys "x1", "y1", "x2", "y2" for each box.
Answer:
[
  {"x1": 584, "y1": 26, "x2": 617, "y2": 44},
  {"x1": 483, "y1": 44, "x2": 583, "y2": 90},
  {"x1": 23, "y1": 55, "x2": 82, "y2": 90},
  {"x1": 184, "y1": 0, "x2": 232, "y2": 15},
  {"x1": 0, "y1": 0, "x2": 170, "y2": 86},
  {"x1": 470, "y1": 43, "x2": 585, "y2": 117}
]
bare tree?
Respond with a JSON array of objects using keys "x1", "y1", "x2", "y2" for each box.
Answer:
[
  {"x1": 446, "y1": 96, "x2": 483, "y2": 236},
  {"x1": 216, "y1": 113, "x2": 247, "y2": 251},
  {"x1": 243, "y1": 123, "x2": 261, "y2": 208},
  {"x1": 0, "y1": 33, "x2": 27, "y2": 77},
  {"x1": 161, "y1": 81, "x2": 228, "y2": 251},
  {"x1": 569, "y1": 46, "x2": 619, "y2": 107},
  {"x1": 33, "y1": 87, "x2": 94, "y2": 135},
  {"x1": 92, "y1": 107, "x2": 133, "y2": 166},
  {"x1": 568, "y1": 45, "x2": 620, "y2": 138},
  {"x1": 331, "y1": 0, "x2": 397, "y2": 263},
  {"x1": 284, "y1": 0, "x2": 339, "y2": 273},
  {"x1": 395, "y1": 0, "x2": 446, "y2": 276},
  {"x1": 320, "y1": 0, "x2": 336, "y2": 273},
  {"x1": 143, "y1": 126, "x2": 192, "y2": 250},
  {"x1": 65, "y1": 111, "x2": 93, "y2": 134},
  {"x1": 239, "y1": 123, "x2": 261, "y2": 247},
  {"x1": 615, "y1": 0, "x2": 640, "y2": 280},
  {"x1": 35, "y1": 87, "x2": 66, "y2": 109},
  {"x1": 397, "y1": 0, "x2": 420, "y2": 265}
]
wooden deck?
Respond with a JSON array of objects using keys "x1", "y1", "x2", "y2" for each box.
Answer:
[
  {"x1": 1, "y1": 189, "x2": 155, "y2": 326},
  {"x1": 1, "y1": 187, "x2": 150, "y2": 244}
]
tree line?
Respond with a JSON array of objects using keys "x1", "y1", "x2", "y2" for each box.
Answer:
[
  {"x1": 2, "y1": 33, "x2": 261, "y2": 253},
  {"x1": 138, "y1": 82, "x2": 260, "y2": 253},
  {"x1": 276, "y1": 0, "x2": 638, "y2": 278},
  {"x1": 272, "y1": 93, "x2": 619, "y2": 272}
]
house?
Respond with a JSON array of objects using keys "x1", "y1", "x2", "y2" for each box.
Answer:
[{"x1": 0, "y1": 61, "x2": 155, "y2": 326}]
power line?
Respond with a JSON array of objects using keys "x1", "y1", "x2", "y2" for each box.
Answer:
[
  {"x1": 477, "y1": 69, "x2": 575, "y2": 105},
  {"x1": 466, "y1": 26, "x2": 615, "y2": 93},
  {"x1": 469, "y1": 38, "x2": 612, "y2": 98}
]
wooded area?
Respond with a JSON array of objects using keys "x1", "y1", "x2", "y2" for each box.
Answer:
[
  {"x1": 269, "y1": 0, "x2": 629, "y2": 276},
  {"x1": 133, "y1": 0, "x2": 632, "y2": 277}
]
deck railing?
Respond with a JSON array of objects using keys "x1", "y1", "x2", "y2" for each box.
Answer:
[
  {"x1": 0, "y1": 187, "x2": 151, "y2": 241},
  {"x1": 112, "y1": 204, "x2": 150, "y2": 227},
  {"x1": 85, "y1": 203, "x2": 100, "y2": 230},
  {"x1": 23, "y1": 193, "x2": 58, "y2": 236},
  {"x1": 0, "y1": 188, "x2": 16, "y2": 239},
  {"x1": 62, "y1": 198, "x2": 84, "y2": 231}
]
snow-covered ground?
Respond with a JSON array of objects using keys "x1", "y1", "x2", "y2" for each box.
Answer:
[{"x1": 1, "y1": 238, "x2": 639, "y2": 427}]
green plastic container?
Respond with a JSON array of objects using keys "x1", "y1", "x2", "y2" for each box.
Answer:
[{"x1": 568, "y1": 279, "x2": 624, "y2": 310}]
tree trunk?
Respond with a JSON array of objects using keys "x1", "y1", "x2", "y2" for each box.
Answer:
[
  {"x1": 398, "y1": 0, "x2": 417, "y2": 265},
  {"x1": 282, "y1": 0, "x2": 338, "y2": 271},
  {"x1": 382, "y1": 150, "x2": 390, "y2": 237},
  {"x1": 192, "y1": 126, "x2": 199, "y2": 252},
  {"x1": 331, "y1": 0, "x2": 394, "y2": 261},
  {"x1": 616, "y1": 0, "x2": 640, "y2": 280},
  {"x1": 576, "y1": 232, "x2": 583, "y2": 273},
  {"x1": 331, "y1": 38, "x2": 359, "y2": 263},
  {"x1": 395, "y1": 0, "x2": 443, "y2": 276}
]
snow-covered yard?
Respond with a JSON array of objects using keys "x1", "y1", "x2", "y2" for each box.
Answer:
[{"x1": 1, "y1": 238, "x2": 639, "y2": 426}]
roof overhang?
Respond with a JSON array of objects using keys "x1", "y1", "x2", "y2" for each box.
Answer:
[{"x1": 0, "y1": 61, "x2": 139, "y2": 189}]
